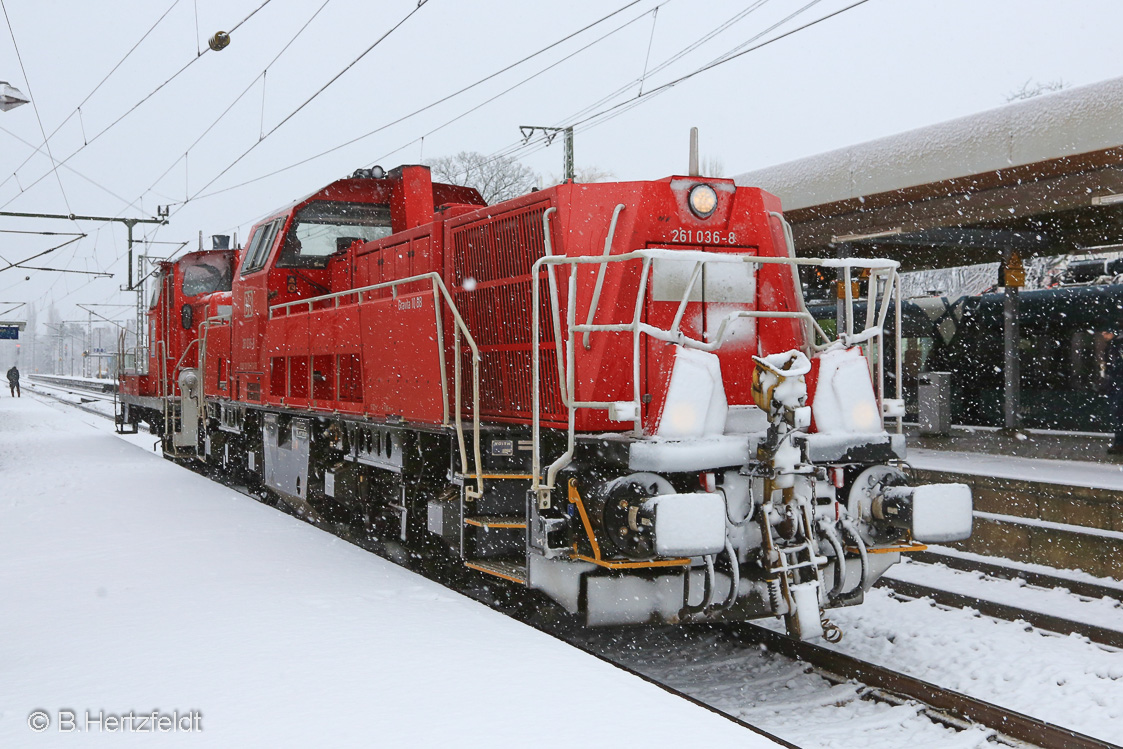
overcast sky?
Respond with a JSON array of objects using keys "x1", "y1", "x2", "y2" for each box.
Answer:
[{"x1": 1, "y1": 0, "x2": 1122, "y2": 324}]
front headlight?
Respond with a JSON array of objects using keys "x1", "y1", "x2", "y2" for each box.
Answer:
[{"x1": 688, "y1": 184, "x2": 718, "y2": 218}]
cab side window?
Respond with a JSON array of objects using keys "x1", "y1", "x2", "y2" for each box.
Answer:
[{"x1": 240, "y1": 218, "x2": 284, "y2": 276}]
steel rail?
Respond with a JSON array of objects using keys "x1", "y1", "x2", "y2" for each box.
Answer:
[
  {"x1": 26, "y1": 384, "x2": 117, "y2": 421},
  {"x1": 910, "y1": 550, "x2": 1123, "y2": 602},
  {"x1": 734, "y1": 623, "x2": 1118, "y2": 749},
  {"x1": 878, "y1": 576, "x2": 1123, "y2": 650}
]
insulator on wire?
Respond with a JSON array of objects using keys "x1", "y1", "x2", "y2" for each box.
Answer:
[{"x1": 208, "y1": 31, "x2": 231, "y2": 52}]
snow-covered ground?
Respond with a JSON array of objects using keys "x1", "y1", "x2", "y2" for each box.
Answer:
[
  {"x1": 576, "y1": 625, "x2": 1000, "y2": 749},
  {"x1": 806, "y1": 587, "x2": 1123, "y2": 742},
  {"x1": 887, "y1": 556, "x2": 1123, "y2": 634},
  {"x1": 581, "y1": 576, "x2": 1123, "y2": 747},
  {"x1": 0, "y1": 395, "x2": 778, "y2": 748},
  {"x1": 8, "y1": 391, "x2": 1123, "y2": 748}
]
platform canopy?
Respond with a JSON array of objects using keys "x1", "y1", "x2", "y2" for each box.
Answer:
[{"x1": 735, "y1": 76, "x2": 1123, "y2": 271}]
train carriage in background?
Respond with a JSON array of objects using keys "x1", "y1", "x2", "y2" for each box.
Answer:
[
  {"x1": 813, "y1": 266, "x2": 1123, "y2": 432},
  {"x1": 119, "y1": 164, "x2": 973, "y2": 641}
]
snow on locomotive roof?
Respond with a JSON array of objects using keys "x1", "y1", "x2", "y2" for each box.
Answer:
[{"x1": 734, "y1": 76, "x2": 1123, "y2": 212}]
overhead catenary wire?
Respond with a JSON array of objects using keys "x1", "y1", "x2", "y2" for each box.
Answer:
[
  {"x1": 704, "y1": 0, "x2": 821, "y2": 66},
  {"x1": 424, "y1": 0, "x2": 866, "y2": 183},
  {"x1": 0, "y1": 235, "x2": 86, "y2": 273},
  {"x1": 182, "y1": 0, "x2": 433, "y2": 204},
  {"x1": 0, "y1": 0, "x2": 183, "y2": 198},
  {"x1": 571, "y1": 0, "x2": 867, "y2": 129},
  {"x1": 484, "y1": 0, "x2": 828, "y2": 167},
  {"x1": 0, "y1": 229, "x2": 85, "y2": 236},
  {"x1": 370, "y1": 0, "x2": 794, "y2": 185},
  {"x1": 17, "y1": 265, "x2": 111, "y2": 277},
  {"x1": 141, "y1": 0, "x2": 336, "y2": 204},
  {"x1": 637, "y1": 6, "x2": 660, "y2": 97},
  {"x1": 0, "y1": 0, "x2": 74, "y2": 216},
  {"x1": 179, "y1": 0, "x2": 658, "y2": 204},
  {"x1": 0, "y1": 124, "x2": 140, "y2": 209},
  {"x1": 556, "y1": 0, "x2": 774, "y2": 128},
  {"x1": 0, "y1": 0, "x2": 277, "y2": 212}
]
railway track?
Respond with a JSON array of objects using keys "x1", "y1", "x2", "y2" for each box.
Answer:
[
  {"x1": 27, "y1": 382, "x2": 119, "y2": 423},
  {"x1": 879, "y1": 552, "x2": 1123, "y2": 650},
  {"x1": 734, "y1": 622, "x2": 1117, "y2": 749},
  {"x1": 878, "y1": 577, "x2": 1123, "y2": 650},
  {"x1": 912, "y1": 549, "x2": 1123, "y2": 602},
  {"x1": 38, "y1": 393, "x2": 1121, "y2": 748}
]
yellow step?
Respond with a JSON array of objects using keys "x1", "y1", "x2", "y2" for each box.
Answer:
[
  {"x1": 464, "y1": 560, "x2": 527, "y2": 585},
  {"x1": 464, "y1": 516, "x2": 527, "y2": 529}
]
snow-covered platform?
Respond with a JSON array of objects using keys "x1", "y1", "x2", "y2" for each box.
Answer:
[
  {"x1": 907, "y1": 423, "x2": 1119, "y2": 465},
  {"x1": 909, "y1": 447, "x2": 1123, "y2": 492},
  {"x1": 907, "y1": 443, "x2": 1123, "y2": 579},
  {"x1": 0, "y1": 396, "x2": 779, "y2": 747}
]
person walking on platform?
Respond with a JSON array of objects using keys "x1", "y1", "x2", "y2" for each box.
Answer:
[{"x1": 6, "y1": 365, "x2": 18, "y2": 397}]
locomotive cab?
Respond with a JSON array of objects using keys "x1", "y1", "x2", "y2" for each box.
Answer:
[
  {"x1": 227, "y1": 166, "x2": 486, "y2": 405},
  {"x1": 117, "y1": 247, "x2": 235, "y2": 439}
]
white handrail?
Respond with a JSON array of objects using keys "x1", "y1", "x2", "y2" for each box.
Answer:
[
  {"x1": 583, "y1": 203, "x2": 625, "y2": 349},
  {"x1": 541, "y1": 207, "x2": 569, "y2": 406},
  {"x1": 530, "y1": 246, "x2": 902, "y2": 505}
]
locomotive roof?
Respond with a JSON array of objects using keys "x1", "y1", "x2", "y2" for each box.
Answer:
[{"x1": 263, "y1": 169, "x2": 486, "y2": 222}]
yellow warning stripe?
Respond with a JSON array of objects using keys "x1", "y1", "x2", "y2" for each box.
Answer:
[
  {"x1": 845, "y1": 543, "x2": 928, "y2": 555},
  {"x1": 571, "y1": 554, "x2": 691, "y2": 570}
]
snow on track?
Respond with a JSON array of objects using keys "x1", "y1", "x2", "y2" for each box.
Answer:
[
  {"x1": 887, "y1": 557, "x2": 1123, "y2": 633},
  {"x1": 0, "y1": 395, "x2": 779, "y2": 748},
  {"x1": 804, "y1": 589, "x2": 1123, "y2": 743},
  {"x1": 575, "y1": 626, "x2": 997, "y2": 749},
  {"x1": 927, "y1": 545, "x2": 1123, "y2": 590}
]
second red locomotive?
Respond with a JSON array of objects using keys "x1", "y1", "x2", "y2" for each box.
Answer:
[{"x1": 120, "y1": 164, "x2": 973, "y2": 640}]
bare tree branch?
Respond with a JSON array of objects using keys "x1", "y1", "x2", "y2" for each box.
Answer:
[{"x1": 427, "y1": 151, "x2": 538, "y2": 204}]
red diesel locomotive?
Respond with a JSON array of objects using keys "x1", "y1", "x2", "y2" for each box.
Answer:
[{"x1": 118, "y1": 164, "x2": 972, "y2": 639}]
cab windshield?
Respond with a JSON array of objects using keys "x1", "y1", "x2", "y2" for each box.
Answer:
[
  {"x1": 276, "y1": 201, "x2": 392, "y2": 269},
  {"x1": 181, "y1": 252, "x2": 234, "y2": 297}
]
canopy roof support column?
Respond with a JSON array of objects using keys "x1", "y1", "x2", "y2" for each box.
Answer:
[
  {"x1": 1000, "y1": 250, "x2": 1025, "y2": 431},
  {"x1": 1003, "y1": 286, "x2": 1020, "y2": 430}
]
